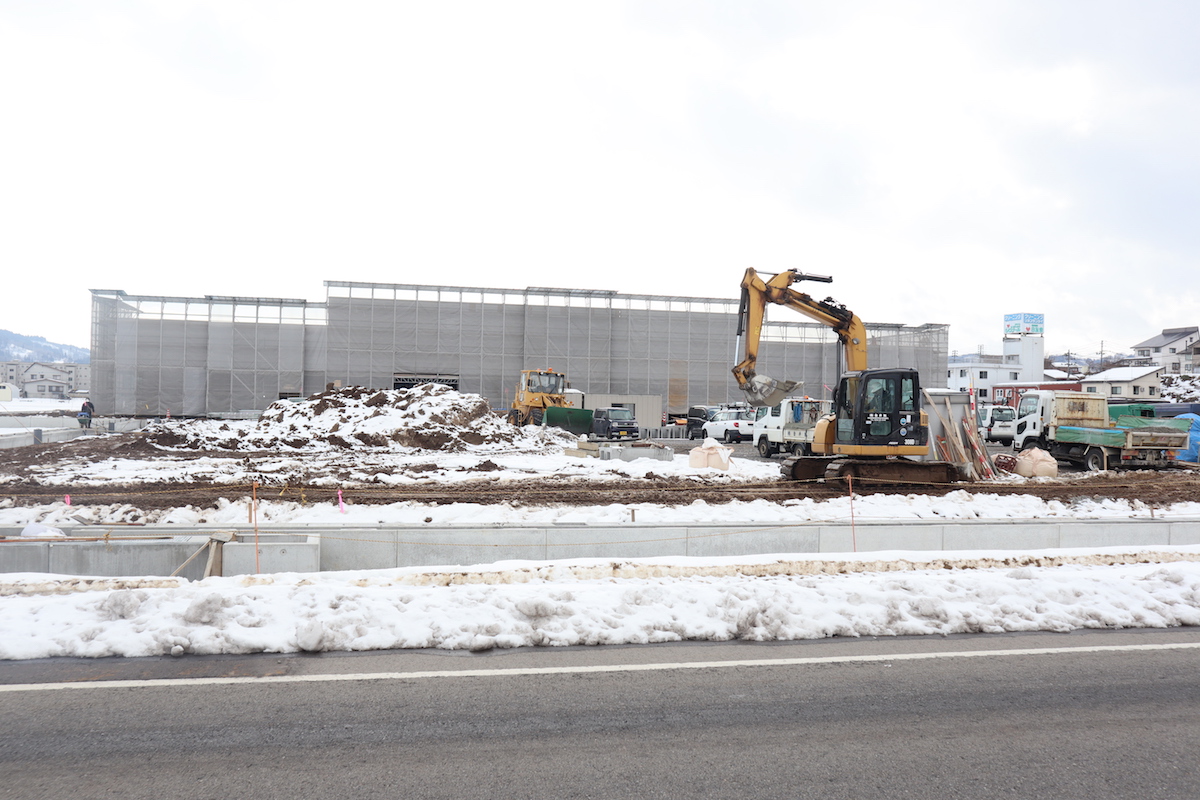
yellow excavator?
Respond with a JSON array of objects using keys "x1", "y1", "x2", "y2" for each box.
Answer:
[{"x1": 734, "y1": 268, "x2": 958, "y2": 483}]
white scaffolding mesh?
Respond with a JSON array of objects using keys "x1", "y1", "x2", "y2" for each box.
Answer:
[{"x1": 91, "y1": 284, "x2": 948, "y2": 417}]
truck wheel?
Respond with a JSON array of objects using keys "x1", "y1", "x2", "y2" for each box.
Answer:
[
  {"x1": 757, "y1": 438, "x2": 774, "y2": 458},
  {"x1": 792, "y1": 442, "x2": 811, "y2": 456},
  {"x1": 531, "y1": 409, "x2": 544, "y2": 426},
  {"x1": 1084, "y1": 447, "x2": 1107, "y2": 472}
]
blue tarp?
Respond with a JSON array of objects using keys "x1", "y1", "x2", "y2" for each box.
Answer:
[{"x1": 1175, "y1": 413, "x2": 1200, "y2": 463}]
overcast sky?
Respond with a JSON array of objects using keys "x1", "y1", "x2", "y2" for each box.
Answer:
[{"x1": 2, "y1": 1, "x2": 1196, "y2": 362}]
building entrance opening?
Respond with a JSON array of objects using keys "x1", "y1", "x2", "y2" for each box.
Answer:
[{"x1": 394, "y1": 374, "x2": 460, "y2": 391}]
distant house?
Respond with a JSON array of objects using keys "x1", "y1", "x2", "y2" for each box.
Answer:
[
  {"x1": 1080, "y1": 366, "x2": 1163, "y2": 399},
  {"x1": 18, "y1": 362, "x2": 71, "y2": 399},
  {"x1": 1, "y1": 361, "x2": 90, "y2": 398},
  {"x1": 1132, "y1": 327, "x2": 1199, "y2": 375}
]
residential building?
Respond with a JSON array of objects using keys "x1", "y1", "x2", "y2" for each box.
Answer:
[
  {"x1": 1080, "y1": 366, "x2": 1163, "y2": 398},
  {"x1": 945, "y1": 354, "x2": 1025, "y2": 401},
  {"x1": 18, "y1": 362, "x2": 72, "y2": 399},
  {"x1": 946, "y1": 314, "x2": 1044, "y2": 400},
  {"x1": 0, "y1": 361, "x2": 91, "y2": 397},
  {"x1": 1131, "y1": 327, "x2": 1198, "y2": 375}
]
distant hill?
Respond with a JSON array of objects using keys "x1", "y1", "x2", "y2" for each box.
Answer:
[{"x1": 0, "y1": 330, "x2": 89, "y2": 364}]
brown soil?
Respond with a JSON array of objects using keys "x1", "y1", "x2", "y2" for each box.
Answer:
[{"x1": 1, "y1": 432, "x2": 1197, "y2": 511}]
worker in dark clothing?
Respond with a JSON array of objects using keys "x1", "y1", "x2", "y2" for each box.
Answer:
[{"x1": 79, "y1": 399, "x2": 95, "y2": 429}]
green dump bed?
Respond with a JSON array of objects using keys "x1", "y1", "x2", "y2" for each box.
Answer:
[{"x1": 1055, "y1": 416, "x2": 1191, "y2": 450}]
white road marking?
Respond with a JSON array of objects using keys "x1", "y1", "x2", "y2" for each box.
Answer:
[{"x1": 3, "y1": 642, "x2": 1199, "y2": 693}]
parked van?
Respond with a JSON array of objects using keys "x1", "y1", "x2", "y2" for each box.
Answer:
[
  {"x1": 977, "y1": 405, "x2": 1017, "y2": 443},
  {"x1": 686, "y1": 406, "x2": 720, "y2": 439},
  {"x1": 591, "y1": 407, "x2": 639, "y2": 440}
]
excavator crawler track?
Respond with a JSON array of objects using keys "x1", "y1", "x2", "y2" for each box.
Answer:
[{"x1": 781, "y1": 456, "x2": 962, "y2": 484}]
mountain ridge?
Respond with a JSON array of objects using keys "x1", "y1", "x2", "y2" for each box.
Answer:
[{"x1": 0, "y1": 330, "x2": 90, "y2": 364}]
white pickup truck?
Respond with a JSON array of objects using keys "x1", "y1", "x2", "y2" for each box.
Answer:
[{"x1": 752, "y1": 397, "x2": 832, "y2": 458}]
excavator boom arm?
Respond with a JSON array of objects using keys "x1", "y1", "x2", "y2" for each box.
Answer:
[{"x1": 733, "y1": 268, "x2": 868, "y2": 405}]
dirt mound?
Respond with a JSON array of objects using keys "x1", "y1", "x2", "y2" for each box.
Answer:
[{"x1": 139, "y1": 384, "x2": 576, "y2": 454}]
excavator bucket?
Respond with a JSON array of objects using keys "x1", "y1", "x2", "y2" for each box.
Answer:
[{"x1": 741, "y1": 374, "x2": 800, "y2": 407}]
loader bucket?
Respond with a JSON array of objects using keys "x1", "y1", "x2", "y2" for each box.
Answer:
[
  {"x1": 741, "y1": 374, "x2": 799, "y2": 407},
  {"x1": 544, "y1": 405, "x2": 595, "y2": 436}
]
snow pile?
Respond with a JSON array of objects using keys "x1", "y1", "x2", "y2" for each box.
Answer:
[
  {"x1": 0, "y1": 398, "x2": 75, "y2": 416},
  {"x1": 140, "y1": 384, "x2": 577, "y2": 453},
  {"x1": 6, "y1": 489, "x2": 1200, "y2": 528},
  {"x1": 3, "y1": 551, "x2": 1200, "y2": 659},
  {"x1": 1161, "y1": 374, "x2": 1199, "y2": 403}
]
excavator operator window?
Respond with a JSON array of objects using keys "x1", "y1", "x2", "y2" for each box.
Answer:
[
  {"x1": 835, "y1": 376, "x2": 859, "y2": 442},
  {"x1": 865, "y1": 376, "x2": 897, "y2": 437},
  {"x1": 865, "y1": 377, "x2": 895, "y2": 414}
]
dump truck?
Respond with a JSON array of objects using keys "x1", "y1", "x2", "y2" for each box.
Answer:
[
  {"x1": 1012, "y1": 390, "x2": 1191, "y2": 471},
  {"x1": 751, "y1": 397, "x2": 831, "y2": 458}
]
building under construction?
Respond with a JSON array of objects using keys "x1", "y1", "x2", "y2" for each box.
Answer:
[{"x1": 90, "y1": 282, "x2": 949, "y2": 417}]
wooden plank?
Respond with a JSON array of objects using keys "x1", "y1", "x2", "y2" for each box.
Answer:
[{"x1": 943, "y1": 398, "x2": 976, "y2": 480}]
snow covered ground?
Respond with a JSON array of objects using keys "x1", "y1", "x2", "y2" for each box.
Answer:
[
  {"x1": 3, "y1": 547, "x2": 1200, "y2": 660},
  {"x1": 5, "y1": 487, "x2": 1200, "y2": 529},
  {"x1": 0, "y1": 397, "x2": 76, "y2": 415}
]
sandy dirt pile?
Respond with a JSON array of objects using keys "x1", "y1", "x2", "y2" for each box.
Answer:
[{"x1": 139, "y1": 384, "x2": 577, "y2": 453}]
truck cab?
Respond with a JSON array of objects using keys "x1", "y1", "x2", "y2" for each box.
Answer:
[{"x1": 753, "y1": 397, "x2": 830, "y2": 457}]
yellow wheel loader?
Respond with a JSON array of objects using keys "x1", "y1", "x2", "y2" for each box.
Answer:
[{"x1": 506, "y1": 369, "x2": 594, "y2": 435}]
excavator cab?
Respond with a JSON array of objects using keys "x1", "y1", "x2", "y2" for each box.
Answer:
[{"x1": 810, "y1": 368, "x2": 928, "y2": 458}]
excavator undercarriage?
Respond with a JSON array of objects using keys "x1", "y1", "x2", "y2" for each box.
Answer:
[{"x1": 780, "y1": 455, "x2": 962, "y2": 483}]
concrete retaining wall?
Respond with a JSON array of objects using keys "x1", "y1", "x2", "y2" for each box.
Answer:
[
  {"x1": 0, "y1": 418, "x2": 149, "y2": 449},
  {"x1": 3, "y1": 519, "x2": 1199, "y2": 578}
]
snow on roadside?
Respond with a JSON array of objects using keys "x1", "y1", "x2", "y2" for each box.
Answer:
[
  {"x1": 4, "y1": 489, "x2": 1200, "y2": 528},
  {"x1": 3, "y1": 550, "x2": 1200, "y2": 659}
]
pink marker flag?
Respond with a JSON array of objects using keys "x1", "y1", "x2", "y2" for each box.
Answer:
[
  {"x1": 65, "y1": 495, "x2": 71, "y2": 506},
  {"x1": 338, "y1": 489, "x2": 346, "y2": 514}
]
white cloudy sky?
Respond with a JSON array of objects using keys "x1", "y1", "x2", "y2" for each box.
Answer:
[{"x1": 2, "y1": 1, "x2": 1196, "y2": 358}]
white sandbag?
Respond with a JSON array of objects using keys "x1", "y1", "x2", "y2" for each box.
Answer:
[
  {"x1": 688, "y1": 438, "x2": 733, "y2": 470},
  {"x1": 21, "y1": 522, "x2": 66, "y2": 538},
  {"x1": 1014, "y1": 447, "x2": 1058, "y2": 478}
]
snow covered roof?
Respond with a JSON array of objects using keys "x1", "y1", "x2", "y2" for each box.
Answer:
[
  {"x1": 1081, "y1": 366, "x2": 1162, "y2": 383},
  {"x1": 1132, "y1": 326, "x2": 1199, "y2": 349}
]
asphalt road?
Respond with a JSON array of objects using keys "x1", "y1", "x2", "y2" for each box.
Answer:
[{"x1": 4, "y1": 629, "x2": 1199, "y2": 799}]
